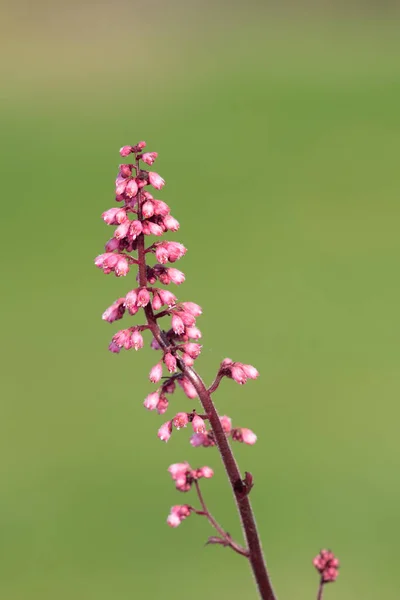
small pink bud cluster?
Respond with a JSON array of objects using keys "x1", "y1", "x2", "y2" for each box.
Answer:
[
  {"x1": 313, "y1": 550, "x2": 340, "y2": 583},
  {"x1": 168, "y1": 462, "x2": 214, "y2": 492},
  {"x1": 167, "y1": 504, "x2": 192, "y2": 528},
  {"x1": 191, "y1": 415, "x2": 257, "y2": 447},
  {"x1": 219, "y1": 358, "x2": 259, "y2": 385}
]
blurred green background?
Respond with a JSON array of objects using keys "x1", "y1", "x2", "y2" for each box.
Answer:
[{"x1": 2, "y1": 1, "x2": 400, "y2": 598}]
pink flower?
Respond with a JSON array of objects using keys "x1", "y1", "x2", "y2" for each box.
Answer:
[
  {"x1": 142, "y1": 152, "x2": 158, "y2": 165},
  {"x1": 313, "y1": 550, "x2": 340, "y2": 583},
  {"x1": 192, "y1": 415, "x2": 206, "y2": 434},
  {"x1": 167, "y1": 268, "x2": 185, "y2": 285},
  {"x1": 181, "y1": 343, "x2": 202, "y2": 359},
  {"x1": 158, "y1": 289, "x2": 177, "y2": 307},
  {"x1": 108, "y1": 341, "x2": 121, "y2": 354},
  {"x1": 195, "y1": 466, "x2": 214, "y2": 479},
  {"x1": 230, "y1": 364, "x2": 247, "y2": 385},
  {"x1": 137, "y1": 287, "x2": 150, "y2": 307},
  {"x1": 181, "y1": 302, "x2": 202, "y2": 317},
  {"x1": 164, "y1": 352, "x2": 177, "y2": 373},
  {"x1": 156, "y1": 395, "x2": 169, "y2": 415},
  {"x1": 163, "y1": 214, "x2": 180, "y2": 231},
  {"x1": 178, "y1": 376, "x2": 197, "y2": 399},
  {"x1": 158, "y1": 420, "x2": 173, "y2": 442},
  {"x1": 119, "y1": 164, "x2": 132, "y2": 178},
  {"x1": 149, "y1": 362, "x2": 163, "y2": 383},
  {"x1": 115, "y1": 256, "x2": 129, "y2": 277},
  {"x1": 119, "y1": 145, "x2": 134, "y2": 157},
  {"x1": 231, "y1": 427, "x2": 257, "y2": 445},
  {"x1": 167, "y1": 505, "x2": 191, "y2": 528},
  {"x1": 102, "y1": 298, "x2": 126, "y2": 323},
  {"x1": 131, "y1": 329, "x2": 144, "y2": 350},
  {"x1": 102, "y1": 207, "x2": 120, "y2": 225},
  {"x1": 114, "y1": 219, "x2": 130, "y2": 240},
  {"x1": 125, "y1": 289, "x2": 138, "y2": 311},
  {"x1": 113, "y1": 329, "x2": 132, "y2": 350},
  {"x1": 171, "y1": 313, "x2": 185, "y2": 335},
  {"x1": 142, "y1": 200, "x2": 155, "y2": 218},
  {"x1": 142, "y1": 220, "x2": 164, "y2": 237},
  {"x1": 168, "y1": 462, "x2": 190, "y2": 480},
  {"x1": 125, "y1": 178, "x2": 139, "y2": 198},
  {"x1": 181, "y1": 353, "x2": 194, "y2": 367},
  {"x1": 220, "y1": 415, "x2": 232, "y2": 434},
  {"x1": 143, "y1": 392, "x2": 160, "y2": 411},
  {"x1": 152, "y1": 292, "x2": 162, "y2": 310},
  {"x1": 190, "y1": 432, "x2": 215, "y2": 448},
  {"x1": 153, "y1": 199, "x2": 170, "y2": 216},
  {"x1": 148, "y1": 171, "x2": 165, "y2": 190},
  {"x1": 127, "y1": 221, "x2": 141, "y2": 241},
  {"x1": 155, "y1": 241, "x2": 187, "y2": 264},
  {"x1": 241, "y1": 364, "x2": 259, "y2": 379},
  {"x1": 172, "y1": 412, "x2": 189, "y2": 430},
  {"x1": 185, "y1": 326, "x2": 202, "y2": 340},
  {"x1": 133, "y1": 141, "x2": 146, "y2": 152},
  {"x1": 105, "y1": 238, "x2": 119, "y2": 252}
]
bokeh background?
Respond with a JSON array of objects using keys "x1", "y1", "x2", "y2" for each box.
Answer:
[{"x1": 2, "y1": 1, "x2": 400, "y2": 598}]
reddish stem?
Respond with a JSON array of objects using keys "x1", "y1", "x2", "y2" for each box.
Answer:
[
  {"x1": 135, "y1": 183, "x2": 276, "y2": 600},
  {"x1": 193, "y1": 480, "x2": 248, "y2": 557},
  {"x1": 317, "y1": 579, "x2": 324, "y2": 600}
]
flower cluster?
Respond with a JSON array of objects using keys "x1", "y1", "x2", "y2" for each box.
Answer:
[
  {"x1": 313, "y1": 549, "x2": 340, "y2": 583},
  {"x1": 168, "y1": 461, "x2": 214, "y2": 492}
]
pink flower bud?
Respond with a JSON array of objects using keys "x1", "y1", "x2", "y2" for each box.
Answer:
[
  {"x1": 119, "y1": 164, "x2": 132, "y2": 178},
  {"x1": 125, "y1": 289, "x2": 137, "y2": 310},
  {"x1": 133, "y1": 141, "x2": 146, "y2": 152},
  {"x1": 195, "y1": 466, "x2": 214, "y2": 479},
  {"x1": 241, "y1": 364, "x2": 259, "y2": 379},
  {"x1": 172, "y1": 412, "x2": 189, "y2": 430},
  {"x1": 113, "y1": 329, "x2": 132, "y2": 349},
  {"x1": 131, "y1": 329, "x2": 144, "y2": 350},
  {"x1": 120, "y1": 146, "x2": 134, "y2": 157},
  {"x1": 108, "y1": 341, "x2": 121, "y2": 353},
  {"x1": 153, "y1": 199, "x2": 170, "y2": 216},
  {"x1": 164, "y1": 352, "x2": 177, "y2": 373},
  {"x1": 158, "y1": 420, "x2": 173, "y2": 442},
  {"x1": 143, "y1": 392, "x2": 160, "y2": 411},
  {"x1": 142, "y1": 220, "x2": 164, "y2": 236},
  {"x1": 125, "y1": 178, "x2": 139, "y2": 198},
  {"x1": 178, "y1": 311, "x2": 196, "y2": 327},
  {"x1": 232, "y1": 427, "x2": 257, "y2": 445},
  {"x1": 149, "y1": 362, "x2": 163, "y2": 383},
  {"x1": 221, "y1": 358, "x2": 233, "y2": 367},
  {"x1": 181, "y1": 343, "x2": 202, "y2": 359},
  {"x1": 181, "y1": 302, "x2": 202, "y2": 317},
  {"x1": 178, "y1": 377, "x2": 197, "y2": 399},
  {"x1": 192, "y1": 415, "x2": 206, "y2": 434},
  {"x1": 180, "y1": 353, "x2": 194, "y2": 367},
  {"x1": 151, "y1": 292, "x2": 162, "y2": 310},
  {"x1": 115, "y1": 175, "x2": 128, "y2": 198},
  {"x1": 163, "y1": 214, "x2": 180, "y2": 231},
  {"x1": 114, "y1": 219, "x2": 130, "y2": 240},
  {"x1": 313, "y1": 550, "x2": 339, "y2": 583},
  {"x1": 230, "y1": 364, "x2": 247, "y2": 385},
  {"x1": 190, "y1": 432, "x2": 215, "y2": 448},
  {"x1": 156, "y1": 396, "x2": 169, "y2": 415},
  {"x1": 148, "y1": 171, "x2": 165, "y2": 190},
  {"x1": 220, "y1": 415, "x2": 232, "y2": 434},
  {"x1": 142, "y1": 152, "x2": 158, "y2": 165},
  {"x1": 102, "y1": 207, "x2": 120, "y2": 224},
  {"x1": 168, "y1": 462, "x2": 190, "y2": 479},
  {"x1": 102, "y1": 298, "x2": 126, "y2": 323},
  {"x1": 158, "y1": 289, "x2": 177, "y2": 307},
  {"x1": 137, "y1": 287, "x2": 150, "y2": 307},
  {"x1": 162, "y1": 379, "x2": 176, "y2": 395},
  {"x1": 171, "y1": 313, "x2": 185, "y2": 335},
  {"x1": 115, "y1": 209, "x2": 127, "y2": 224},
  {"x1": 151, "y1": 337, "x2": 161, "y2": 350},
  {"x1": 142, "y1": 200, "x2": 155, "y2": 218},
  {"x1": 167, "y1": 268, "x2": 185, "y2": 285},
  {"x1": 128, "y1": 220, "x2": 143, "y2": 240},
  {"x1": 167, "y1": 505, "x2": 191, "y2": 528},
  {"x1": 185, "y1": 326, "x2": 202, "y2": 339},
  {"x1": 115, "y1": 256, "x2": 129, "y2": 277},
  {"x1": 105, "y1": 237, "x2": 120, "y2": 252}
]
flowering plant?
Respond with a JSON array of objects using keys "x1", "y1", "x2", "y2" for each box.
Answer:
[{"x1": 95, "y1": 142, "x2": 339, "y2": 599}]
